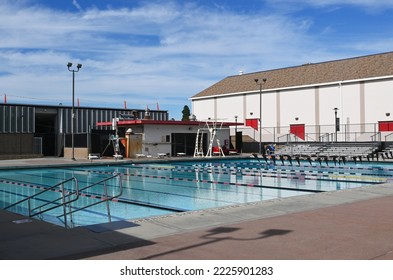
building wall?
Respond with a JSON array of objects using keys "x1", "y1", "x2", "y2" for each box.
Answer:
[
  {"x1": 141, "y1": 124, "x2": 230, "y2": 156},
  {"x1": 365, "y1": 79, "x2": 393, "y2": 123},
  {"x1": 216, "y1": 95, "x2": 243, "y2": 123},
  {"x1": 0, "y1": 105, "x2": 35, "y2": 133},
  {"x1": 280, "y1": 87, "x2": 315, "y2": 128},
  {"x1": 340, "y1": 83, "x2": 362, "y2": 127},
  {"x1": 191, "y1": 77, "x2": 393, "y2": 142},
  {"x1": 143, "y1": 124, "x2": 200, "y2": 156},
  {"x1": 0, "y1": 133, "x2": 37, "y2": 157},
  {"x1": 59, "y1": 107, "x2": 168, "y2": 134},
  {"x1": 0, "y1": 104, "x2": 168, "y2": 134},
  {"x1": 192, "y1": 99, "x2": 216, "y2": 121},
  {"x1": 0, "y1": 103, "x2": 169, "y2": 157},
  {"x1": 142, "y1": 124, "x2": 174, "y2": 156}
]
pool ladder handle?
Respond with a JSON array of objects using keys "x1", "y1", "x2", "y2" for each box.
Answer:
[
  {"x1": 61, "y1": 173, "x2": 123, "y2": 224},
  {"x1": 4, "y1": 177, "x2": 80, "y2": 228}
]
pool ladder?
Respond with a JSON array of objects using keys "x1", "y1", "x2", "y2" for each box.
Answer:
[
  {"x1": 63, "y1": 173, "x2": 123, "y2": 227},
  {"x1": 4, "y1": 173, "x2": 123, "y2": 228}
]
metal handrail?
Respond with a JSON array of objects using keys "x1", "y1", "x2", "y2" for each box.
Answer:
[
  {"x1": 4, "y1": 177, "x2": 79, "y2": 228},
  {"x1": 370, "y1": 132, "x2": 381, "y2": 142},
  {"x1": 277, "y1": 134, "x2": 290, "y2": 143},
  {"x1": 319, "y1": 133, "x2": 330, "y2": 142},
  {"x1": 385, "y1": 132, "x2": 393, "y2": 142},
  {"x1": 305, "y1": 133, "x2": 316, "y2": 142},
  {"x1": 58, "y1": 173, "x2": 123, "y2": 224},
  {"x1": 5, "y1": 173, "x2": 123, "y2": 228}
]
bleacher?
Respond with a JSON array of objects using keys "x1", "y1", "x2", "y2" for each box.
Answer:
[
  {"x1": 378, "y1": 142, "x2": 393, "y2": 160},
  {"x1": 273, "y1": 142, "x2": 380, "y2": 163}
]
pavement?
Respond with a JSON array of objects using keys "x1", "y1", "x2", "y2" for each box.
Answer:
[{"x1": 1, "y1": 156, "x2": 393, "y2": 260}]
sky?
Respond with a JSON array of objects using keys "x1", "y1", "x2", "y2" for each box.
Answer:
[{"x1": 1, "y1": 0, "x2": 393, "y2": 120}]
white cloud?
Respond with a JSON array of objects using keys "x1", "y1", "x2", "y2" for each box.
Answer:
[
  {"x1": 72, "y1": 0, "x2": 82, "y2": 12},
  {"x1": 0, "y1": 1, "x2": 392, "y2": 119},
  {"x1": 267, "y1": 0, "x2": 393, "y2": 8}
]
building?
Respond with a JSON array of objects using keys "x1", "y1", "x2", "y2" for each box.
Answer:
[
  {"x1": 0, "y1": 103, "x2": 168, "y2": 158},
  {"x1": 191, "y1": 51, "x2": 393, "y2": 145},
  {"x1": 96, "y1": 118, "x2": 238, "y2": 158}
]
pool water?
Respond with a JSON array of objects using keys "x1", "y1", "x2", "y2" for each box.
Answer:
[{"x1": 0, "y1": 158, "x2": 391, "y2": 228}]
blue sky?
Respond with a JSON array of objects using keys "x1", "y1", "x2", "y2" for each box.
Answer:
[{"x1": 1, "y1": 0, "x2": 393, "y2": 120}]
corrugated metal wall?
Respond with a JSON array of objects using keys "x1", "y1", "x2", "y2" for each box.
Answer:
[
  {"x1": 0, "y1": 105, "x2": 35, "y2": 133},
  {"x1": 1, "y1": 104, "x2": 168, "y2": 156},
  {"x1": 0, "y1": 104, "x2": 168, "y2": 134},
  {"x1": 58, "y1": 107, "x2": 168, "y2": 133}
]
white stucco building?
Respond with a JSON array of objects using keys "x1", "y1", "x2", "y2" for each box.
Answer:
[
  {"x1": 96, "y1": 119, "x2": 236, "y2": 158},
  {"x1": 191, "y1": 52, "x2": 393, "y2": 144}
]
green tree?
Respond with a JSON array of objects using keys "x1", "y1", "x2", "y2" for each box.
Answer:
[{"x1": 182, "y1": 105, "x2": 190, "y2": 121}]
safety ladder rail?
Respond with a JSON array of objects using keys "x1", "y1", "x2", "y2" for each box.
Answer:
[
  {"x1": 4, "y1": 177, "x2": 79, "y2": 228},
  {"x1": 194, "y1": 129, "x2": 201, "y2": 157},
  {"x1": 206, "y1": 127, "x2": 216, "y2": 157},
  {"x1": 58, "y1": 173, "x2": 123, "y2": 224},
  {"x1": 194, "y1": 129, "x2": 205, "y2": 157}
]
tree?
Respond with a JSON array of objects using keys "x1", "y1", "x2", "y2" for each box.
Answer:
[{"x1": 182, "y1": 105, "x2": 190, "y2": 121}]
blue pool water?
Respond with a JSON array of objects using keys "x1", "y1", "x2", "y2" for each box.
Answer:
[{"x1": 1, "y1": 158, "x2": 392, "y2": 228}]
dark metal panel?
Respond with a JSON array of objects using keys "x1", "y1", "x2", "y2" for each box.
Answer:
[
  {"x1": 76, "y1": 108, "x2": 81, "y2": 133},
  {"x1": 80, "y1": 108, "x2": 86, "y2": 133},
  {"x1": 27, "y1": 106, "x2": 35, "y2": 133},
  {"x1": 9, "y1": 106, "x2": 16, "y2": 132},
  {"x1": 65, "y1": 108, "x2": 71, "y2": 134},
  {"x1": 21, "y1": 106, "x2": 29, "y2": 132},
  {"x1": 0, "y1": 106, "x2": 4, "y2": 132}
]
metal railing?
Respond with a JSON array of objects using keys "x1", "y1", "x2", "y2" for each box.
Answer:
[
  {"x1": 236, "y1": 122, "x2": 386, "y2": 143},
  {"x1": 370, "y1": 132, "x2": 381, "y2": 142},
  {"x1": 5, "y1": 177, "x2": 79, "y2": 228},
  {"x1": 277, "y1": 134, "x2": 290, "y2": 143},
  {"x1": 4, "y1": 173, "x2": 123, "y2": 228},
  {"x1": 61, "y1": 173, "x2": 123, "y2": 224},
  {"x1": 385, "y1": 132, "x2": 393, "y2": 142}
]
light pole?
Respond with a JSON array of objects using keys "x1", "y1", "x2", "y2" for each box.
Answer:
[
  {"x1": 333, "y1": 107, "x2": 339, "y2": 142},
  {"x1": 255, "y1": 78, "x2": 267, "y2": 154},
  {"x1": 67, "y1": 62, "x2": 82, "y2": 160},
  {"x1": 234, "y1": 115, "x2": 238, "y2": 150}
]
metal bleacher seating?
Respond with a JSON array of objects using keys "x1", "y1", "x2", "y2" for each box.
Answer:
[
  {"x1": 378, "y1": 143, "x2": 393, "y2": 160},
  {"x1": 273, "y1": 142, "x2": 379, "y2": 163}
]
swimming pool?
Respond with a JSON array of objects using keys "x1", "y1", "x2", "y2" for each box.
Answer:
[{"x1": 1, "y1": 158, "x2": 392, "y2": 228}]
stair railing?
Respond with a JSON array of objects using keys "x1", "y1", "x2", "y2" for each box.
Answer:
[{"x1": 4, "y1": 177, "x2": 79, "y2": 228}]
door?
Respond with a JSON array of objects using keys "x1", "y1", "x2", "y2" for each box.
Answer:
[
  {"x1": 379, "y1": 121, "x2": 393, "y2": 132},
  {"x1": 290, "y1": 124, "x2": 305, "y2": 140}
]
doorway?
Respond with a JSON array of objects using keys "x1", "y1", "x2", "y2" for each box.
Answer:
[
  {"x1": 35, "y1": 108, "x2": 57, "y2": 156},
  {"x1": 290, "y1": 124, "x2": 305, "y2": 140}
]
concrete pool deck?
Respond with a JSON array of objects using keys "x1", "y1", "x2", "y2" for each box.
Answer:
[{"x1": 1, "y1": 156, "x2": 393, "y2": 260}]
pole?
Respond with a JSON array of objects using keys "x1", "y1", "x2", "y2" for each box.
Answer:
[
  {"x1": 71, "y1": 70, "x2": 75, "y2": 160},
  {"x1": 333, "y1": 107, "x2": 339, "y2": 142},
  {"x1": 255, "y1": 78, "x2": 267, "y2": 155},
  {"x1": 335, "y1": 109, "x2": 337, "y2": 142},
  {"x1": 68, "y1": 62, "x2": 82, "y2": 160},
  {"x1": 234, "y1": 115, "x2": 238, "y2": 150},
  {"x1": 259, "y1": 83, "x2": 262, "y2": 154}
]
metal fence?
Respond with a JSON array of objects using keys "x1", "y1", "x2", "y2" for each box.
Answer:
[{"x1": 234, "y1": 122, "x2": 389, "y2": 144}]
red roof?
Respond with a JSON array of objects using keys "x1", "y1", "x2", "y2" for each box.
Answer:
[{"x1": 96, "y1": 119, "x2": 242, "y2": 127}]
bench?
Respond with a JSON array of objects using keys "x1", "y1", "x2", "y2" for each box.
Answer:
[
  {"x1": 113, "y1": 154, "x2": 123, "y2": 160},
  {"x1": 88, "y1": 153, "x2": 100, "y2": 160}
]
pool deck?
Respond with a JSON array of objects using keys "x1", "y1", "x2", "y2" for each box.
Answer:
[{"x1": 1, "y1": 156, "x2": 393, "y2": 260}]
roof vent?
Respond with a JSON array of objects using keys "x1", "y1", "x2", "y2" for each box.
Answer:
[{"x1": 239, "y1": 71, "x2": 244, "y2": 75}]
